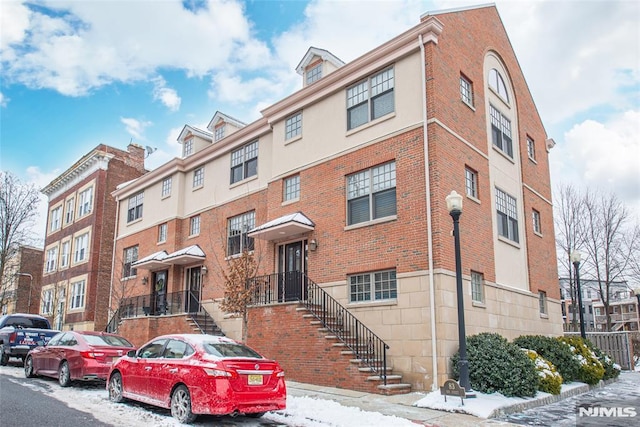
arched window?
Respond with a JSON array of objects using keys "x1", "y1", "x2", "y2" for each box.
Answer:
[{"x1": 489, "y1": 68, "x2": 509, "y2": 102}]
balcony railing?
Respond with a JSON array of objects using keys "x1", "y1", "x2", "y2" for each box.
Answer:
[
  {"x1": 248, "y1": 272, "x2": 390, "y2": 385},
  {"x1": 594, "y1": 313, "x2": 639, "y2": 324}
]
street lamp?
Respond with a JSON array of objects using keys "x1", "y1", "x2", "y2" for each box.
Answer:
[
  {"x1": 570, "y1": 251, "x2": 586, "y2": 339},
  {"x1": 15, "y1": 273, "x2": 33, "y2": 314},
  {"x1": 446, "y1": 190, "x2": 472, "y2": 394}
]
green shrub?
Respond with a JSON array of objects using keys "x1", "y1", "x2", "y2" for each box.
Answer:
[
  {"x1": 523, "y1": 349, "x2": 563, "y2": 395},
  {"x1": 587, "y1": 344, "x2": 621, "y2": 380},
  {"x1": 513, "y1": 335, "x2": 581, "y2": 383},
  {"x1": 451, "y1": 333, "x2": 538, "y2": 397},
  {"x1": 558, "y1": 337, "x2": 604, "y2": 385}
]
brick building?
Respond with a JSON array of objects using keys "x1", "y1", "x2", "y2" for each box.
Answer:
[
  {"x1": 40, "y1": 144, "x2": 146, "y2": 331},
  {"x1": 109, "y1": 5, "x2": 562, "y2": 393},
  {"x1": 1, "y1": 245, "x2": 43, "y2": 315}
]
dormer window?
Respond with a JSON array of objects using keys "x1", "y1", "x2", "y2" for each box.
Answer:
[
  {"x1": 306, "y1": 63, "x2": 322, "y2": 85},
  {"x1": 215, "y1": 124, "x2": 225, "y2": 142},
  {"x1": 488, "y1": 68, "x2": 509, "y2": 102},
  {"x1": 183, "y1": 139, "x2": 194, "y2": 157}
]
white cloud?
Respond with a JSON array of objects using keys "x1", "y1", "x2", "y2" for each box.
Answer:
[
  {"x1": 152, "y1": 76, "x2": 181, "y2": 112},
  {"x1": 0, "y1": 91, "x2": 7, "y2": 107},
  {"x1": 120, "y1": 117, "x2": 152, "y2": 141},
  {"x1": 0, "y1": 1, "x2": 31, "y2": 51}
]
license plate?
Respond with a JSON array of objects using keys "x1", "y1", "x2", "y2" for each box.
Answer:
[{"x1": 248, "y1": 374, "x2": 263, "y2": 385}]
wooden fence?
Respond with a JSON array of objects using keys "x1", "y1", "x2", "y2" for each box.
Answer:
[{"x1": 564, "y1": 331, "x2": 634, "y2": 370}]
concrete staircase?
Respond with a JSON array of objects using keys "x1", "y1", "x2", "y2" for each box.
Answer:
[{"x1": 188, "y1": 312, "x2": 224, "y2": 336}]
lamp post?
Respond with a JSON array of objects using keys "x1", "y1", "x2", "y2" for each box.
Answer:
[
  {"x1": 446, "y1": 190, "x2": 472, "y2": 393},
  {"x1": 634, "y1": 287, "x2": 640, "y2": 331},
  {"x1": 570, "y1": 251, "x2": 586, "y2": 339},
  {"x1": 15, "y1": 273, "x2": 33, "y2": 314}
]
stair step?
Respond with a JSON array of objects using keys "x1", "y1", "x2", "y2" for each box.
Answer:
[
  {"x1": 366, "y1": 374, "x2": 402, "y2": 382},
  {"x1": 302, "y1": 314, "x2": 315, "y2": 318},
  {"x1": 355, "y1": 364, "x2": 389, "y2": 371},
  {"x1": 295, "y1": 307, "x2": 309, "y2": 312},
  {"x1": 340, "y1": 350, "x2": 355, "y2": 355}
]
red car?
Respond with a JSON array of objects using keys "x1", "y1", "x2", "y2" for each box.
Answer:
[
  {"x1": 24, "y1": 331, "x2": 134, "y2": 387},
  {"x1": 107, "y1": 334, "x2": 286, "y2": 423}
]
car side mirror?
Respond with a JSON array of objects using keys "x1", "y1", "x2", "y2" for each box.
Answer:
[{"x1": 127, "y1": 350, "x2": 137, "y2": 358}]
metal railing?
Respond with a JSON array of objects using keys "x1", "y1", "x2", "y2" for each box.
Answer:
[
  {"x1": 119, "y1": 290, "x2": 186, "y2": 318},
  {"x1": 249, "y1": 272, "x2": 390, "y2": 385}
]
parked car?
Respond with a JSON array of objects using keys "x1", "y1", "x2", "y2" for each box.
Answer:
[
  {"x1": 0, "y1": 313, "x2": 59, "y2": 365},
  {"x1": 24, "y1": 330, "x2": 135, "y2": 387},
  {"x1": 107, "y1": 334, "x2": 286, "y2": 423}
]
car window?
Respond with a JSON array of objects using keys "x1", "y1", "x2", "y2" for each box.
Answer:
[
  {"x1": 138, "y1": 339, "x2": 167, "y2": 359},
  {"x1": 83, "y1": 334, "x2": 133, "y2": 347},
  {"x1": 47, "y1": 333, "x2": 64, "y2": 346},
  {"x1": 162, "y1": 340, "x2": 194, "y2": 359},
  {"x1": 202, "y1": 342, "x2": 262, "y2": 359},
  {"x1": 58, "y1": 333, "x2": 76, "y2": 346},
  {"x1": 3, "y1": 316, "x2": 49, "y2": 329}
]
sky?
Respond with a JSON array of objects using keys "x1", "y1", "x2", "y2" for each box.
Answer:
[{"x1": 1, "y1": 0, "x2": 639, "y2": 244}]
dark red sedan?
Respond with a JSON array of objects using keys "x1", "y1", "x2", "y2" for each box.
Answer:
[
  {"x1": 24, "y1": 331, "x2": 134, "y2": 387},
  {"x1": 107, "y1": 334, "x2": 286, "y2": 423}
]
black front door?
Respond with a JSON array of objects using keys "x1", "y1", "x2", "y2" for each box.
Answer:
[
  {"x1": 278, "y1": 241, "x2": 306, "y2": 302},
  {"x1": 152, "y1": 270, "x2": 168, "y2": 315},
  {"x1": 185, "y1": 267, "x2": 201, "y2": 313}
]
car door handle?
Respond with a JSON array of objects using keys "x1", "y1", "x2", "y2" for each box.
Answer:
[
  {"x1": 168, "y1": 368, "x2": 178, "y2": 373},
  {"x1": 144, "y1": 366, "x2": 152, "y2": 371}
]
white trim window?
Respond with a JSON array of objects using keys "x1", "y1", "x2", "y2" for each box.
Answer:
[
  {"x1": 347, "y1": 67, "x2": 395, "y2": 130},
  {"x1": 460, "y1": 74, "x2": 473, "y2": 106},
  {"x1": 306, "y1": 63, "x2": 322, "y2": 84},
  {"x1": 45, "y1": 247, "x2": 58, "y2": 272},
  {"x1": 539, "y1": 291, "x2": 547, "y2": 315},
  {"x1": 465, "y1": 167, "x2": 478, "y2": 199},
  {"x1": 214, "y1": 124, "x2": 225, "y2": 141},
  {"x1": 183, "y1": 139, "x2": 194, "y2": 157},
  {"x1": 158, "y1": 223, "x2": 167, "y2": 243},
  {"x1": 285, "y1": 112, "x2": 302, "y2": 140},
  {"x1": 349, "y1": 269, "x2": 397, "y2": 302},
  {"x1": 283, "y1": 175, "x2": 300, "y2": 201},
  {"x1": 69, "y1": 280, "x2": 86, "y2": 310},
  {"x1": 65, "y1": 198, "x2": 74, "y2": 224},
  {"x1": 193, "y1": 167, "x2": 204, "y2": 188},
  {"x1": 78, "y1": 187, "x2": 93, "y2": 217},
  {"x1": 190, "y1": 215, "x2": 201, "y2": 236},
  {"x1": 496, "y1": 188, "x2": 519, "y2": 243},
  {"x1": 41, "y1": 289, "x2": 54, "y2": 315},
  {"x1": 74, "y1": 233, "x2": 89, "y2": 263},
  {"x1": 490, "y1": 105, "x2": 513, "y2": 158},
  {"x1": 347, "y1": 161, "x2": 396, "y2": 226},
  {"x1": 230, "y1": 141, "x2": 258, "y2": 184},
  {"x1": 227, "y1": 211, "x2": 255, "y2": 256},
  {"x1": 161, "y1": 177, "x2": 172, "y2": 198},
  {"x1": 488, "y1": 68, "x2": 509, "y2": 102},
  {"x1": 123, "y1": 246, "x2": 138, "y2": 278},
  {"x1": 127, "y1": 192, "x2": 144, "y2": 223},
  {"x1": 60, "y1": 241, "x2": 70, "y2": 268},
  {"x1": 527, "y1": 137, "x2": 536, "y2": 161},
  {"x1": 50, "y1": 206, "x2": 62, "y2": 232},
  {"x1": 471, "y1": 271, "x2": 484, "y2": 303},
  {"x1": 532, "y1": 209, "x2": 542, "y2": 234}
]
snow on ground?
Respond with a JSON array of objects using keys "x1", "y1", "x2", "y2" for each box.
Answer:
[
  {"x1": 414, "y1": 382, "x2": 587, "y2": 418},
  {"x1": 1, "y1": 365, "x2": 415, "y2": 427}
]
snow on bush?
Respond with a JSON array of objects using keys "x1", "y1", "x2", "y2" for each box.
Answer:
[{"x1": 523, "y1": 348, "x2": 563, "y2": 395}]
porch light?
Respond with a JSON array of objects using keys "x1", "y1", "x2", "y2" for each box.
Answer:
[
  {"x1": 309, "y1": 239, "x2": 318, "y2": 251},
  {"x1": 201, "y1": 265, "x2": 208, "y2": 275}
]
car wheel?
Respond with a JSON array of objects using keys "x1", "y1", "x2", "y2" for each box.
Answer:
[
  {"x1": 108, "y1": 372, "x2": 124, "y2": 403},
  {"x1": 58, "y1": 361, "x2": 71, "y2": 387},
  {"x1": 24, "y1": 356, "x2": 35, "y2": 378},
  {"x1": 0, "y1": 346, "x2": 8, "y2": 366},
  {"x1": 171, "y1": 385, "x2": 197, "y2": 424},
  {"x1": 245, "y1": 412, "x2": 266, "y2": 418}
]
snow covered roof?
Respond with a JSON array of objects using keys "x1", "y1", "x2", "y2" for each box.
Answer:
[
  {"x1": 132, "y1": 250, "x2": 168, "y2": 269},
  {"x1": 163, "y1": 244, "x2": 205, "y2": 265},
  {"x1": 248, "y1": 212, "x2": 315, "y2": 241}
]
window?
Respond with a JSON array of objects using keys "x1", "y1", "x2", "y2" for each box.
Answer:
[
  {"x1": 349, "y1": 270, "x2": 397, "y2": 302},
  {"x1": 65, "y1": 198, "x2": 74, "y2": 224},
  {"x1": 60, "y1": 241, "x2": 70, "y2": 268},
  {"x1": 527, "y1": 137, "x2": 536, "y2": 161},
  {"x1": 306, "y1": 63, "x2": 322, "y2": 84},
  {"x1": 190, "y1": 215, "x2": 201, "y2": 236},
  {"x1": 127, "y1": 192, "x2": 144, "y2": 222},
  {"x1": 460, "y1": 75, "x2": 473, "y2": 106},
  {"x1": 488, "y1": 68, "x2": 509, "y2": 102},
  {"x1": 490, "y1": 105, "x2": 513, "y2": 158},
  {"x1": 123, "y1": 246, "x2": 138, "y2": 278},
  {"x1": 230, "y1": 141, "x2": 258, "y2": 184},
  {"x1": 496, "y1": 188, "x2": 519, "y2": 243},
  {"x1": 70, "y1": 280, "x2": 86, "y2": 310},
  {"x1": 42, "y1": 289, "x2": 53, "y2": 315},
  {"x1": 161, "y1": 177, "x2": 172, "y2": 197},
  {"x1": 193, "y1": 167, "x2": 204, "y2": 188},
  {"x1": 283, "y1": 175, "x2": 300, "y2": 201},
  {"x1": 532, "y1": 209, "x2": 541, "y2": 234},
  {"x1": 347, "y1": 161, "x2": 396, "y2": 225},
  {"x1": 214, "y1": 124, "x2": 225, "y2": 141},
  {"x1": 74, "y1": 233, "x2": 89, "y2": 263},
  {"x1": 471, "y1": 271, "x2": 484, "y2": 303},
  {"x1": 465, "y1": 167, "x2": 478, "y2": 199},
  {"x1": 227, "y1": 211, "x2": 255, "y2": 256},
  {"x1": 539, "y1": 291, "x2": 547, "y2": 315},
  {"x1": 78, "y1": 187, "x2": 93, "y2": 217},
  {"x1": 183, "y1": 139, "x2": 194, "y2": 157},
  {"x1": 347, "y1": 67, "x2": 394, "y2": 130},
  {"x1": 45, "y1": 247, "x2": 58, "y2": 272},
  {"x1": 50, "y1": 206, "x2": 61, "y2": 232},
  {"x1": 285, "y1": 112, "x2": 302, "y2": 140},
  {"x1": 158, "y1": 223, "x2": 167, "y2": 243}
]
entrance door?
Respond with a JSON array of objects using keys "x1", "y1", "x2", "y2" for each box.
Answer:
[
  {"x1": 152, "y1": 270, "x2": 168, "y2": 315},
  {"x1": 185, "y1": 267, "x2": 201, "y2": 313},
  {"x1": 278, "y1": 241, "x2": 306, "y2": 302}
]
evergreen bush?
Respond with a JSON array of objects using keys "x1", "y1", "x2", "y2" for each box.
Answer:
[
  {"x1": 513, "y1": 335, "x2": 581, "y2": 383},
  {"x1": 451, "y1": 333, "x2": 538, "y2": 397},
  {"x1": 523, "y1": 349, "x2": 563, "y2": 395},
  {"x1": 587, "y1": 343, "x2": 621, "y2": 380},
  {"x1": 558, "y1": 337, "x2": 604, "y2": 385}
]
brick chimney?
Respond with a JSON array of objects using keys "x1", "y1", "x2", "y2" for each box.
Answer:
[{"x1": 126, "y1": 143, "x2": 146, "y2": 172}]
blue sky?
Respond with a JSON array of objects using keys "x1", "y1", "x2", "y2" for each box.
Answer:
[{"x1": 1, "y1": 0, "x2": 639, "y2": 242}]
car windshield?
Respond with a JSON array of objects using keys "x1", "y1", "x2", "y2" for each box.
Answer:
[
  {"x1": 202, "y1": 342, "x2": 262, "y2": 359},
  {"x1": 4, "y1": 317, "x2": 49, "y2": 329},
  {"x1": 83, "y1": 334, "x2": 133, "y2": 347}
]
